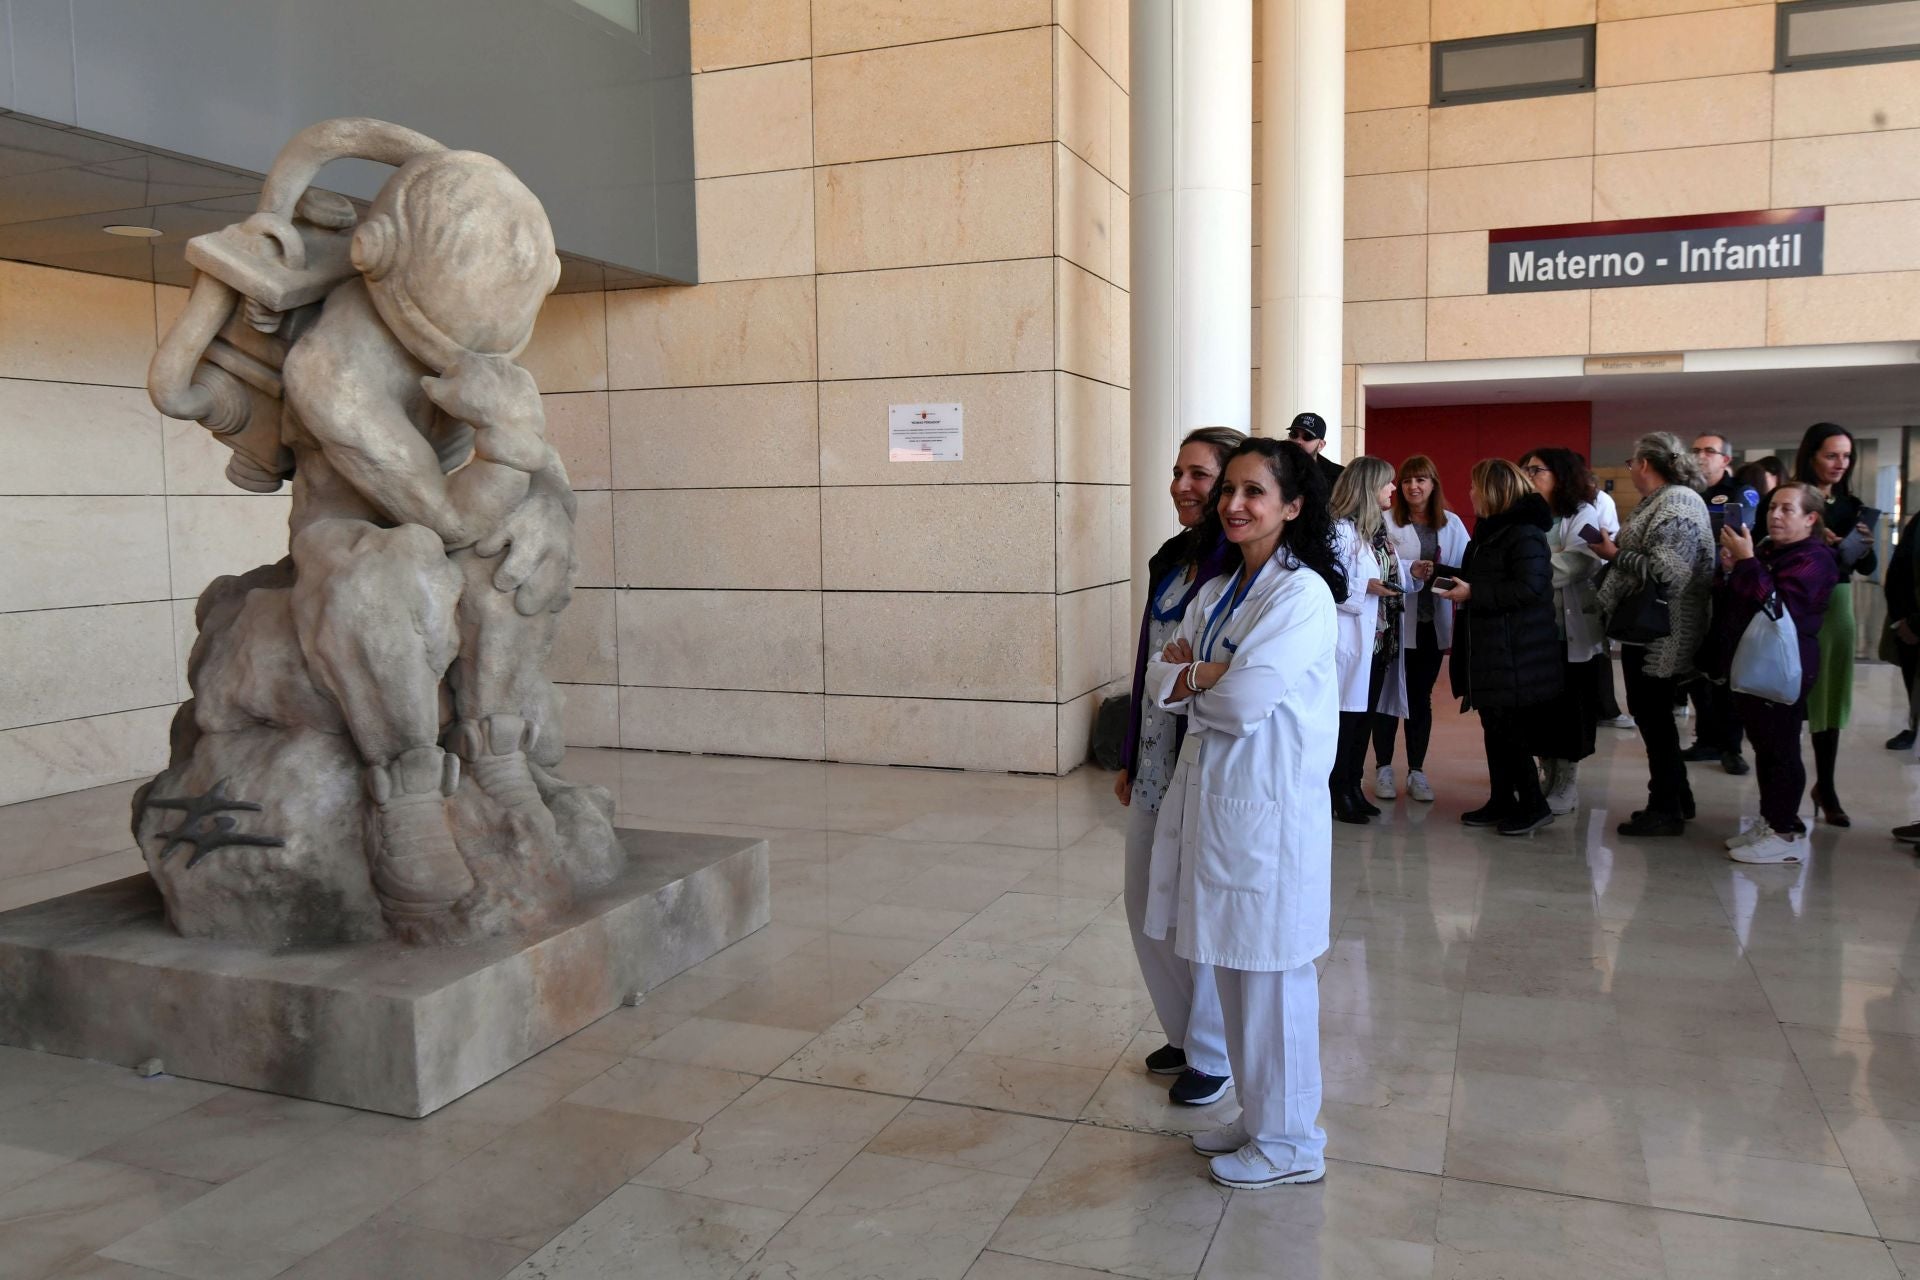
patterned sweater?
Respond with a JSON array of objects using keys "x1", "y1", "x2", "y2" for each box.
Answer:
[{"x1": 1597, "y1": 482, "x2": 1714, "y2": 679}]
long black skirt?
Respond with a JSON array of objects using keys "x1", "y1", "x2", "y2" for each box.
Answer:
[{"x1": 1532, "y1": 655, "x2": 1599, "y2": 762}]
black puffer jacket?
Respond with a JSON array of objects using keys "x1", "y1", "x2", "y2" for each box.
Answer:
[{"x1": 1444, "y1": 493, "x2": 1563, "y2": 710}]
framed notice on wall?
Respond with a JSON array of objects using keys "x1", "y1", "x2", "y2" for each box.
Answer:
[{"x1": 889, "y1": 403, "x2": 963, "y2": 462}]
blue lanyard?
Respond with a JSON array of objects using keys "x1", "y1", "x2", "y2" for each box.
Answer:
[{"x1": 1199, "y1": 561, "x2": 1264, "y2": 661}]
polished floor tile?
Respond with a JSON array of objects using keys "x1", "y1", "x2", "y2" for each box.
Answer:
[{"x1": 2, "y1": 666, "x2": 1918, "y2": 1277}]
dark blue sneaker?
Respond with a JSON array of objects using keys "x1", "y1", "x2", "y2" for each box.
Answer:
[
  {"x1": 1169, "y1": 1068, "x2": 1232, "y2": 1106},
  {"x1": 1144, "y1": 1044, "x2": 1186, "y2": 1076}
]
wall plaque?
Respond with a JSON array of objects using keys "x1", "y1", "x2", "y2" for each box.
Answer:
[{"x1": 1489, "y1": 209, "x2": 1824, "y2": 294}]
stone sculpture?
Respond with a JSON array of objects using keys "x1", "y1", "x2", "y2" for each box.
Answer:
[{"x1": 137, "y1": 118, "x2": 618, "y2": 948}]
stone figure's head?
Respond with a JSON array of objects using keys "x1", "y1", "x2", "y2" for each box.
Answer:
[{"x1": 351, "y1": 150, "x2": 562, "y2": 371}]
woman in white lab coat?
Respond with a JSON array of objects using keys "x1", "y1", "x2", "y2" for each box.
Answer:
[
  {"x1": 1327, "y1": 457, "x2": 1399, "y2": 823},
  {"x1": 1146, "y1": 437, "x2": 1346, "y2": 1191},
  {"x1": 1373, "y1": 455, "x2": 1470, "y2": 805}
]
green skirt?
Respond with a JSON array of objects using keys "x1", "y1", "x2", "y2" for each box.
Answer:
[{"x1": 1808, "y1": 581, "x2": 1855, "y2": 733}]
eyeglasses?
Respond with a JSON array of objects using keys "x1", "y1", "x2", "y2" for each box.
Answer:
[
  {"x1": 1522, "y1": 465, "x2": 1550, "y2": 477},
  {"x1": 1690, "y1": 446, "x2": 1729, "y2": 458}
]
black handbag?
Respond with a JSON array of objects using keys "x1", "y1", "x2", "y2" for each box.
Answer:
[{"x1": 1605, "y1": 570, "x2": 1671, "y2": 644}]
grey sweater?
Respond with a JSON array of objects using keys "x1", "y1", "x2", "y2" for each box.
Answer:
[{"x1": 1598, "y1": 483, "x2": 1714, "y2": 679}]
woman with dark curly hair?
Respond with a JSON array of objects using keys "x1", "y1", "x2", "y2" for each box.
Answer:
[
  {"x1": 1793, "y1": 423, "x2": 1877, "y2": 826},
  {"x1": 1519, "y1": 447, "x2": 1607, "y2": 815},
  {"x1": 1146, "y1": 437, "x2": 1345, "y2": 1191}
]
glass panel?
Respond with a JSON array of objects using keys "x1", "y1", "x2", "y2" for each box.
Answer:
[
  {"x1": 1786, "y1": 0, "x2": 1920, "y2": 57},
  {"x1": 1439, "y1": 32, "x2": 1588, "y2": 95},
  {"x1": 569, "y1": 0, "x2": 639, "y2": 32}
]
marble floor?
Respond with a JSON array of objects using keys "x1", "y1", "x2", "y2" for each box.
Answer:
[{"x1": 2, "y1": 665, "x2": 1918, "y2": 1279}]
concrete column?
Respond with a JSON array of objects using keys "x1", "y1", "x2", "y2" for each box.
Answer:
[
  {"x1": 1129, "y1": 0, "x2": 1254, "y2": 619},
  {"x1": 1259, "y1": 0, "x2": 1345, "y2": 458}
]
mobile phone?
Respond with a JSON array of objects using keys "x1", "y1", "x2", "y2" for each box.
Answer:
[
  {"x1": 1432, "y1": 576, "x2": 1457, "y2": 592},
  {"x1": 1859, "y1": 506, "x2": 1884, "y2": 532},
  {"x1": 1576, "y1": 524, "x2": 1605, "y2": 546},
  {"x1": 1725, "y1": 502, "x2": 1748, "y2": 535}
]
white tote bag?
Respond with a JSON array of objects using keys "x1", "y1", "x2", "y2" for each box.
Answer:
[{"x1": 1729, "y1": 594, "x2": 1802, "y2": 705}]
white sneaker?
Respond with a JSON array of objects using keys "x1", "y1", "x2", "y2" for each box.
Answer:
[
  {"x1": 1406, "y1": 770, "x2": 1434, "y2": 802},
  {"x1": 1724, "y1": 818, "x2": 1771, "y2": 850},
  {"x1": 1374, "y1": 766, "x2": 1397, "y2": 800},
  {"x1": 1603, "y1": 714, "x2": 1637, "y2": 730},
  {"x1": 1546, "y1": 774, "x2": 1578, "y2": 816},
  {"x1": 1729, "y1": 829, "x2": 1805, "y2": 865},
  {"x1": 1208, "y1": 1142, "x2": 1325, "y2": 1189},
  {"x1": 1191, "y1": 1124, "x2": 1248, "y2": 1156}
]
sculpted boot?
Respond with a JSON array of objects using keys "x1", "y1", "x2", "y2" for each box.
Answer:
[
  {"x1": 366, "y1": 745, "x2": 474, "y2": 916},
  {"x1": 454, "y1": 714, "x2": 555, "y2": 833}
]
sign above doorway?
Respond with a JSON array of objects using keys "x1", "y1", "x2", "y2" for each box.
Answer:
[{"x1": 1488, "y1": 208, "x2": 1824, "y2": 294}]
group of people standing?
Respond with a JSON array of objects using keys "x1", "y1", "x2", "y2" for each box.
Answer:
[{"x1": 1108, "y1": 414, "x2": 1889, "y2": 1190}]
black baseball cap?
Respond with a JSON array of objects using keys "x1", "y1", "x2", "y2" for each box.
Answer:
[{"x1": 1287, "y1": 412, "x2": 1327, "y2": 441}]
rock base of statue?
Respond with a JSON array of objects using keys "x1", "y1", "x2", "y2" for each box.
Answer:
[{"x1": 0, "y1": 828, "x2": 767, "y2": 1117}]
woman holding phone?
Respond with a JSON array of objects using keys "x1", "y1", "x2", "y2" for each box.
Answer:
[
  {"x1": 1716, "y1": 483, "x2": 1838, "y2": 864},
  {"x1": 1115, "y1": 425, "x2": 1244, "y2": 1106},
  {"x1": 1374, "y1": 456, "x2": 1469, "y2": 805},
  {"x1": 1412, "y1": 460, "x2": 1562, "y2": 835},
  {"x1": 1146, "y1": 437, "x2": 1344, "y2": 1190},
  {"x1": 1794, "y1": 423, "x2": 1877, "y2": 826},
  {"x1": 1327, "y1": 458, "x2": 1400, "y2": 823}
]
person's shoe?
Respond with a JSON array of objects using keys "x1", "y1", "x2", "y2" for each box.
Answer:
[
  {"x1": 1169, "y1": 1068, "x2": 1233, "y2": 1106},
  {"x1": 1729, "y1": 829, "x2": 1805, "y2": 865},
  {"x1": 1461, "y1": 802, "x2": 1505, "y2": 827},
  {"x1": 1544, "y1": 760, "x2": 1578, "y2": 815},
  {"x1": 1811, "y1": 785, "x2": 1851, "y2": 828},
  {"x1": 1143, "y1": 1044, "x2": 1186, "y2": 1076},
  {"x1": 1617, "y1": 810, "x2": 1685, "y2": 837},
  {"x1": 1679, "y1": 792, "x2": 1697, "y2": 821},
  {"x1": 1887, "y1": 729, "x2": 1916, "y2": 751},
  {"x1": 1208, "y1": 1144, "x2": 1326, "y2": 1190},
  {"x1": 1407, "y1": 771, "x2": 1435, "y2": 803},
  {"x1": 1681, "y1": 742, "x2": 1720, "y2": 762},
  {"x1": 1498, "y1": 807, "x2": 1554, "y2": 837},
  {"x1": 1720, "y1": 751, "x2": 1750, "y2": 776},
  {"x1": 1332, "y1": 792, "x2": 1369, "y2": 825},
  {"x1": 1892, "y1": 820, "x2": 1920, "y2": 845},
  {"x1": 1192, "y1": 1124, "x2": 1249, "y2": 1156},
  {"x1": 1603, "y1": 714, "x2": 1637, "y2": 730},
  {"x1": 1725, "y1": 818, "x2": 1772, "y2": 850},
  {"x1": 1374, "y1": 766, "x2": 1397, "y2": 800},
  {"x1": 1352, "y1": 786, "x2": 1381, "y2": 818}
]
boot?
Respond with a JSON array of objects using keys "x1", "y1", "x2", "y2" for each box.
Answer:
[
  {"x1": 1351, "y1": 784, "x2": 1381, "y2": 818},
  {"x1": 367, "y1": 746, "x2": 474, "y2": 916},
  {"x1": 454, "y1": 714, "x2": 552, "y2": 826}
]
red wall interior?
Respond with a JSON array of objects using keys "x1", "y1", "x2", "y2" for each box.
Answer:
[{"x1": 1363, "y1": 402, "x2": 1593, "y2": 531}]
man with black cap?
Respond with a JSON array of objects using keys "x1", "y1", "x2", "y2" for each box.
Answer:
[{"x1": 1287, "y1": 411, "x2": 1343, "y2": 490}]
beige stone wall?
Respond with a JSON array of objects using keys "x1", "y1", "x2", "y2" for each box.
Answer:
[
  {"x1": 525, "y1": 0, "x2": 1133, "y2": 777},
  {"x1": 1341, "y1": 0, "x2": 1920, "y2": 385},
  {"x1": 0, "y1": 262, "x2": 289, "y2": 807}
]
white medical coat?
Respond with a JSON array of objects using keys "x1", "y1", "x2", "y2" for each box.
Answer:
[
  {"x1": 1144, "y1": 556, "x2": 1339, "y2": 973},
  {"x1": 1332, "y1": 520, "x2": 1383, "y2": 712},
  {"x1": 1379, "y1": 511, "x2": 1470, "y2": 720}
]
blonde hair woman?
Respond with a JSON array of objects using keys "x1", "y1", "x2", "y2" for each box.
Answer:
[{"x1": 1326, "y1": 456, "x2": 1401, "y2": 823}]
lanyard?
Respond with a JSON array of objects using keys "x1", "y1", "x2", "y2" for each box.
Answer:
[{"x1": 1199, "y1": 560, "x2": 1265, "y2": 661}]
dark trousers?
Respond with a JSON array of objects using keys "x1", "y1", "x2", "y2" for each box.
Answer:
[
  {"x1": 1898, "y1": 638, "x2": 1920, "y2": 730},
  {"x1": 1737, "y1": 693, "x2": 1808, "y2": 835},
  {"x1": 1480, "y1": 707, "x2": 1545, "y2": 815},
  {"x1": 1594, "y1": 648, "x2": 1622, "y2": 719},
  {"x1": 1374, "y1": 620, "x2": 1442, "y2": 771},
  {"x1": 1623, "y1": 647, "x2": 1693, "y2": 817},
  {"x1": 1333, "y1": 652, "x2": 1389, "y2": 794},
  {"x1": 1689, "y1": 678, "x2": 1745, "y2": 754}
]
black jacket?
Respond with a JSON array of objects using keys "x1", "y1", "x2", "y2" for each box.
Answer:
[{"x1": 1443, "y1": 493, "x2": 1563, "y2": 710}]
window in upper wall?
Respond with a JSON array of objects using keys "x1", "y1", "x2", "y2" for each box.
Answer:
[
  {"x1": 1430, "y1": 26, "x2": 1595, "y2": 106},
  {"x1": 1777, "y1": 0, "x2": 1920, "y2": 71}
]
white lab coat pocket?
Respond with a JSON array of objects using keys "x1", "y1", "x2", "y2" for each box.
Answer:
[{"x1": 1193, "y1": 790, "x2": 1283, "y2": 893}]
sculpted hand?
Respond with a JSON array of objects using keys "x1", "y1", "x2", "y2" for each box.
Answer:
[
  {"x1": 421, "y1": 356, "x2": 548, "y2": 473},
  {"x1": 475, "y1": 488, "x2": 576, "y2": 615},
  {"x1": 1162, "y1": 637, "x2": 1194, "y2": 664}
]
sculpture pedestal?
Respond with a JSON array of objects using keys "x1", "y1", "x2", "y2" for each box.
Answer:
[{"x1": 0, "y1": 828, "x2": 768, "y2": 1117}]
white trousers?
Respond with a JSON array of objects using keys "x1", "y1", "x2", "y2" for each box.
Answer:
[
  {"x1": 1215, "y1": 962, "x2": 1326, "y2": 1169},
  {"x1": 1123, "y1": 802, "x2": 1230, "y2": 1077}
]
